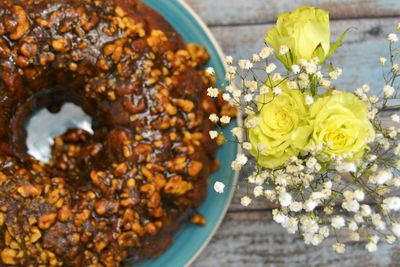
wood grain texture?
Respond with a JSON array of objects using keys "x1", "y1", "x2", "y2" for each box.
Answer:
[
  {"x1": 192, "y1": 212, "x2": 400, "y2": 267},
  {"x1": 193, "y1": 16, "x2": 400, "y2": 265},
  {"x1": 186, "y1": 0, "x2": 400, "y2": 266},
  {"x1": 218, "y1": 17, "x2": 400, "y2": 211},
  {"x1": 209, "y1": 17, "x2": 398, "y2": 96},
  {"x1": 185, "y1": 0, "x2": 400, "y2": 26}
]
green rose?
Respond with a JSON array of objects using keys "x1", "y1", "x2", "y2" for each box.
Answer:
[
  {"x1": 247, "y1": 84, "x2": 312, "y2": 169},
  {"x1": 309, "y1": 92, "x2": 375, "y2": 160},
  {"x1": 265, "y1": 7, "x2": 332, "y2": 68}
]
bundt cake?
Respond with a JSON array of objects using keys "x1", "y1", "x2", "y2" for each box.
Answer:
[{"x1": 0, "y1": 0, "x2": 233, "y2": 265}]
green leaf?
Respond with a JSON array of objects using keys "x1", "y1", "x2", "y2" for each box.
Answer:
[
  {"x1": 326, "y1": 28, "x2": 352, "y2": 59},
  {"x1": 319, "y1": 162, "x2": 330, "y2": 173},
  {"x1": 275, "y1": 50, "x2": 293, "y2": 70},
  {"x1": 322, "y1": 62, "x2": 335, "y2": 72},
  {"x1": 310, "y1": 75, "x2": 317, "y2": 96},
  {"x1": 312, "y1": 44, "x2": 326, "y2": 63}
]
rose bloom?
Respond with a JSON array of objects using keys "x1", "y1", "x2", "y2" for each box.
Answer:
[
  {"x1": 265, "y1": 6, "x2": 331, "y2": 68},
  {"x1": 309, "y1": 92, "x2": 375, "y2": 160},
  {"x1": 247, "y1": 83, "x2": 312, "y2": 169}
]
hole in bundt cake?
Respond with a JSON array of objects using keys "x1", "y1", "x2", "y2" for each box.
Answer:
[
  {"x1": 9, "y1": 86, "x2": 98, "y2": 162},
  {"x1": 25, "y1": 103, "x2": 93, "y2": 163}
]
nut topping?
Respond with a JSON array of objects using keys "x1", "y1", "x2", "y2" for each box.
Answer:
[
  {"x1": 38, "y1": 213, "x2": 57, "y2": 229},
  {"x1": 0, "y1": 1, "x2": 231, "y2": 266},
  {"x1": 8, "y1": 6, "x2": 30, "y2": 40}
]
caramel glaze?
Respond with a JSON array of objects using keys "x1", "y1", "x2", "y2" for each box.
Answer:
[{"x1": 0, "y1": 0, "x2": 235, "y2": 266}]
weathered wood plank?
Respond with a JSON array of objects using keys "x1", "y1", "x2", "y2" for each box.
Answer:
[
  {"x1": 220, "y1": 18, "x2": 400, "y2": 210},
  {"x1": 193, "y1": 211, "x2": 400, "y2": 267},
  {"x1": 210, "y1": 17, "x2": 398, "y2": 94},
  {"x1": 185, "y1": 0, "x2": 400, "y2": 26},
  {"x1": 186, "y1": 2, "x2": 400, "y2": 266},
  {"x1": 228, "y1": 112, "x2": 400, "y2": 211},
  {"x1": 228, "y1": 158, "x2": 277, "y2": 211}
]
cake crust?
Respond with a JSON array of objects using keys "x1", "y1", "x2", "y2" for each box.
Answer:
[{"x1": 0, "y1": 1, "x2": 233, "y2": 266}]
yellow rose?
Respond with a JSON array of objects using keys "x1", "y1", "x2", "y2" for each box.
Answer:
[
  {"x1": 265, "y1": 7, "x2": 331, "y2": 68},
  {"x1": 247, "y1": 84, "x2": 312, "y2": 169},
  {"x1": 309, "y1": 92, "x2": 375, "y2": 160}
]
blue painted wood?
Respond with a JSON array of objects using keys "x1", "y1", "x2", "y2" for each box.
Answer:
[
  {"x1": 186, "y1": 0, "x2": 400, "y2": 26},
  {"x1": 182, "y1": 1, "x2": 400, "y2": 266},
  {"x1": 193, "y1": 212, "x2": 399, "y2": 267},
  {"x1": 209, "y1": 18, "x2": 398, "y2": 96}
]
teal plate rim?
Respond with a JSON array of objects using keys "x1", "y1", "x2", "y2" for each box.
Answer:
[{"x1": 137, "y1": 1, "x2": 241, "y2": 267}]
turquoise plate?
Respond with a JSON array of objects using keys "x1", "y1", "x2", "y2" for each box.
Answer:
[{"x1": 137, "y1": 0, "x2": 240, "y2": 267}]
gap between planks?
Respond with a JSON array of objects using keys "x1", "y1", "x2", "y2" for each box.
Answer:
[
  {"x1": 185, "y1": 0, "x2": 400, "y2": 27},
  {"x1": 219, "y1": 18, "x2": 400, "y2": 211},
  {"x1": 193, "y1": 211, "x2": 400, "y2": 267},
  {"x1": 204, "y1": 14, "x2": 400, "y2": 28}
]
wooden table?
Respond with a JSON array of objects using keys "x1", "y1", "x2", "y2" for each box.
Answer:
[{"x1": 183, "y1": 0, "x2": 400, "y2": 266}]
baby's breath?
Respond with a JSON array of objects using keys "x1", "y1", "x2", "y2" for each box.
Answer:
[
  {"x1": 207, "y1": 87, "x2": 219, "y2": 97},
  {"x1": 240, "y1": 196, "x2": 252, "y2": 206},
  {"x1": 214, "y1": 181, "x2": 225, "y2": 193},
  {"x1": 206, "y1": 67, "x2": 215, "y2": 76},
  {"x1": 209, "y1": 21, "x2": 400, "y2": 254},
  {"x1": 209, "y1": 130, "x2": 218, "y2": 139},
  {"x1": 388, "y1": 33, "x2": 399, "y2": 43},
  {"x1": 266, "y1": 63, "x2": 277, "y2": 73}
]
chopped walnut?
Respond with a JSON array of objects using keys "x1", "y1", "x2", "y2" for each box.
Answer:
[
  {"x1": 146, "y1": 30, "x2": 168, "y2": 51},
  {"x1": 190, "y1": 213, "x2": 206, "y2": 225},
  {"x1": 188, "y1": 161, "x2": 203, "y2": 177},
  {"x1": 164, "y1": 176, "x2": 193, "y2": 196},
  {"x1": 94, "y1": 199, "x2": 119, "y2": 216},
  {"x1": 174, "y1": 99, "x2": 194, "y2": 112},
  {"x1": 117, "y1": 232, "x2": 136, "y2": 249},
  {"x1": 74, "y1": 209, "x2": 90, "y2": 227},
  {"x1": 52, "y1": 38, "x2": 71, "y2": 52},
  {"x1": 1, "y1": 248, "x2": 18, "y2": 265},
  {"x1": 17, "y1": 184, "x2": 41, "y2": 198},
  {"x1": 0, "y1": 0, "x2": 229, "y2": 265},
  {"x1": 38, "y1": 213, "x2": 57, "y2": 229},
  {"x1": 9, "y1": 6, "x2": 30, "y2": 40},
  {"x1": 30, "y1": 227, "x2": 42, "y2": 243},
  {"x1": 58, "y1": 206, "x2": 72, "y2": 222}
]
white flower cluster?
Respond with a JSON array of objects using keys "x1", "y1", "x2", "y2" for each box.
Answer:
[
  {"x1": 245, "y1": 150, "x2": 400, "y2": 253},
  {"x1": 208, "y1": 23, "x2": 400, "y2": 254}
]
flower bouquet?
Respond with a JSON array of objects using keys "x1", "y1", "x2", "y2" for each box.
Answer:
[{"x1": 209, "y1": 7, "x2": 400, "y2": 253}]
